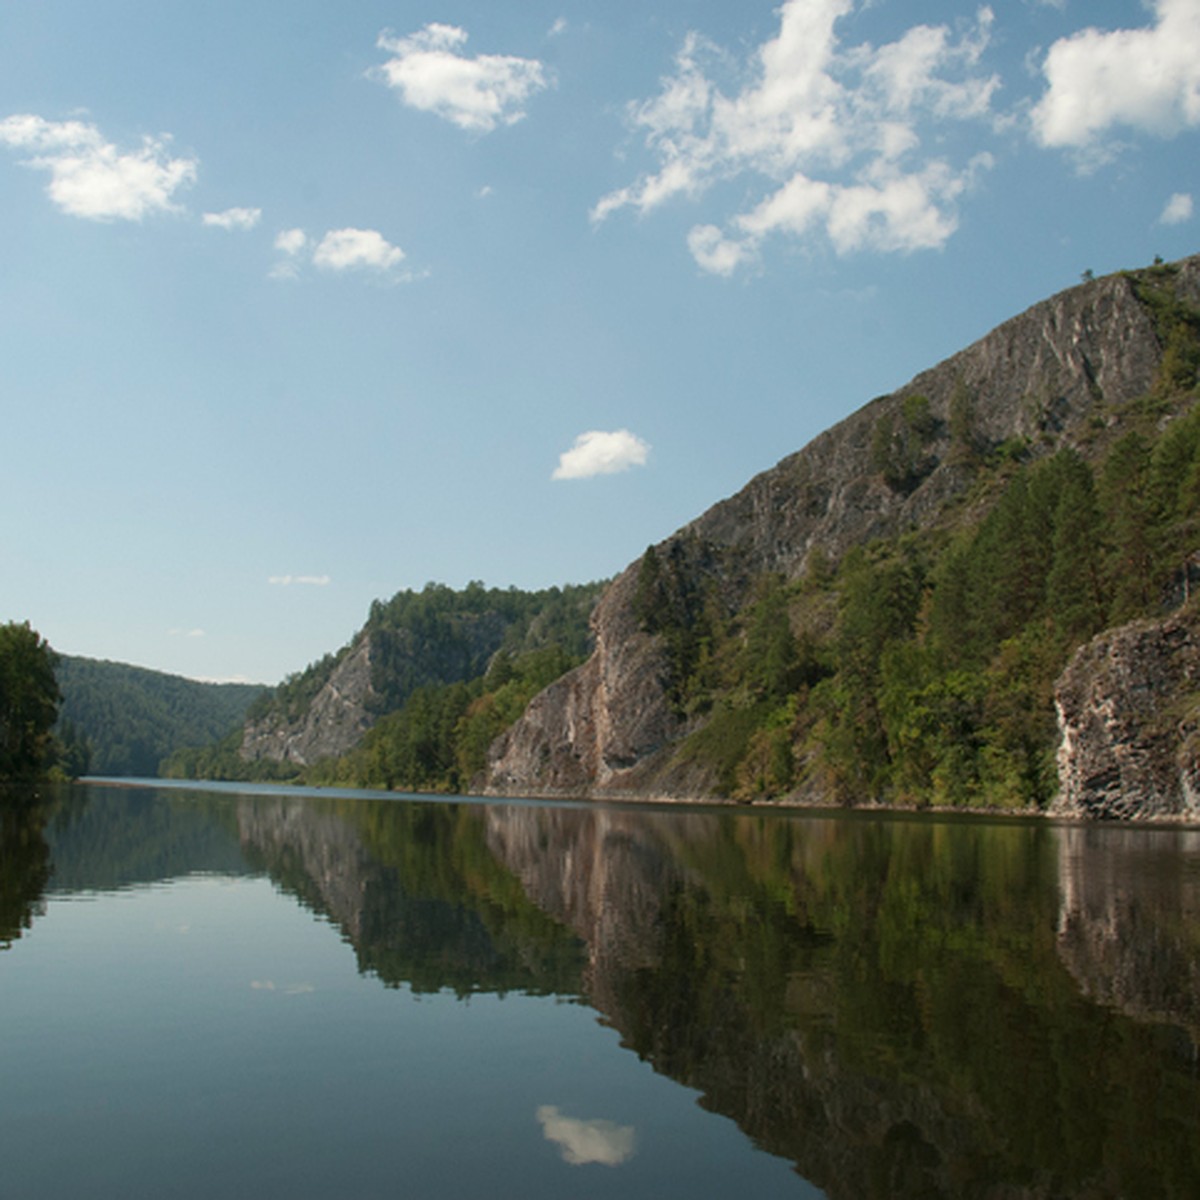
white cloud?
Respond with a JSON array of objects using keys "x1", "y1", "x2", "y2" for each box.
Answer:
[
  {"x1": 275, "y1": 227, "x2": 308, "y2": 255},
  {"x1": 548, "y1": 18, "x2": 568, "y2": 39},
  {"x1": 1031, "y1": 0, "x2": 1200, "y2": 149},
  {"x1": 0, "y1": 112, "x2": 196, "y2": 220},
  {"x1": 271, "y1": 228, "x2": 417, "y2": 281},
  {"x1": 552, "y1": 430, "x2": 650, "y2": 480},
  {"x1": 312, "y1": 227, "x2": 405, "y2": 272},
  {"x1": 1161, "y1": 192, "x2": 1195, "y2": 224},
  {"x1": 591, "y1": 2, "x2": 998, "y2": 271},
  {"x1": 268, "y1": 574, "x2": 331, "y2": 587},
  {"x1": 168, "y1": 627, "x2": 206, "y2": 639},
  {"x1": 203, "y1": 206, "x2": 261, "y2": 231},
  {"x1": 536, "y1": 1106, "x2": 635, "y2": 1167},
  {"x1": 373, "y1": 24, "x2": 550, "y2": 132}
]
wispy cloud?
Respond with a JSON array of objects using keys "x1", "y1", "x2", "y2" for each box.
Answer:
[
  {"x1": 0, "y1": 112, "x2": 196, "y2": 220},
  {"x1": 1031, "y1": 0, "x2": 1200, "y2": 154},
  {"x1": 268, "y1": 574, "x2": 331, "y2": 587},
  {"x1": 552, "y1": 430, "x2": 650, "y2": 480},
  {"x1": 592, "y1": 1, "x2": 998, "y2": 272},
  {"x1": 250, "y1": 980, "x2": 315, "y2": 995},
  {"x1": 1160, "y1": 192, "x2": 1195, "y2": 225},
  {"x1": 202, "y1": 206, "x2": 261, "y2": 231},
  {"x1": 536, "y1": 1106, "x2": 635, "y2": 1167},
  {"x1": 275, "y1": 227, "x2": 308, "y2": 255},
  {"x1": 372, "y1": 24, "x2": 550, "y2": 132},
  {"x1": 168, "y1": 627, "x2": 206, "y2": 639}
]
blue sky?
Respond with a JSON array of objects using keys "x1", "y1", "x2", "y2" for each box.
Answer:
[{"x1": 1, "y1": 0, "x2": 1197, "y2": 684}]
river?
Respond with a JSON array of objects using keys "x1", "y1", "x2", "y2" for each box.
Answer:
[{"x1": 2, "y1": 779, "x2": 1199, "y2": 1198}]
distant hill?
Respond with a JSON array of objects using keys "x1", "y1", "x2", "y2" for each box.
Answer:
[{"x1": 55, "y1": 657, "x2": 266, "y2": 777}]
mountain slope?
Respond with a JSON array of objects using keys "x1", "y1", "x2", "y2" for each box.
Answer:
[
  {"x1": 55, "y1": 657, "x2": 265, "y2": 777},
  {"x1": 486, "y1": 255, "x2": 1200, "y2": 809}
]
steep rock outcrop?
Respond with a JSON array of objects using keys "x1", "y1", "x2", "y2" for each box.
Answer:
[
  {"x1": 487, "y1": 568, "x2": 679, "y2": 794},
  {"x1": 1053, "y1": 611, "x2": 1200, "y2": 820},
  {"x1": 489, "y1": 260, "x2": 1196, "y2": 801},
  {"x1": 240, "y1": 635, "x2": 377, "y2": 767}
]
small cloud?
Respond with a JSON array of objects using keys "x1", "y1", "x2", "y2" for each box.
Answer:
[
  {"x1": 552, "y1": 430, "x2": 650, "y2": 480},
  {"x1": 275, "y1": 227, "x2": 308, "y2": 255},
  {"x1": 548, "y1": 18, "x2": 568, "y2": 39},
  {"x1": 372, "y1": 23, "x2": 550, "y2": 132},
  {"x1": 271, "y1": 227, "x2": 413, "y2": 280},
  {"x1": 203, "y1": 206, "x2": 262, "y2": 231},
  {"x1": 0, "y1": 112, "x2": 196, "y2": 221},
  {"x1": 1160, "y1": 192, "x2": 1194, "y2": 225},
  {"x1": 168, "y1": 627, "x2": 206, "y2": 639},
  {"x1": 536, "y1": 1106, "x2": 636, "y2": 1167},
  {"x1": 477, "y1": 184, "x2": 494, "y2": 199},
  {"x1": 268, "y1": 574, "x2": 331, "y2": 587},
  {"x1": 313, "y1": 227, "x2": 405, "y2": 272},
  {"x1": 251, "y1": 980, "x2": 276, "y2": 990}
]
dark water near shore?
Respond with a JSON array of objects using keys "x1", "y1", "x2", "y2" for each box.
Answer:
[{"x1": 3, "y1": 780, "x2": 1200, "y2": 1199}]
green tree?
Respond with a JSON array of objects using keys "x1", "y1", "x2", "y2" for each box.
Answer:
[{"x1": 0, "y1": 622, "x2": 61, "y2": 781}]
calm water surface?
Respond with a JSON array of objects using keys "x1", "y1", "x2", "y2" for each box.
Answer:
[{"x1": 2, "y1": 780, "x2": 1199, "y2": 1199}]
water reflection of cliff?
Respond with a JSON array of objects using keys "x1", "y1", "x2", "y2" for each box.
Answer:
[
  {"x1": 487, "y1": 807, "x2": 1200, "y2": 1199},
  {"x1": 237, "y1": 797, "x2": 586, "y2": 998},
  {"x1": 1056, "y1": 824, "x2": 1200, "y2": 1035},
  {"x1": 236, "y1": 795, "x2": 1200, "y2": 1199}
]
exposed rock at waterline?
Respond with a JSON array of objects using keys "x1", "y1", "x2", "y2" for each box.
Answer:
[{"x1": 1053, "y1": 611, "x2": 1200, "y2": 821}]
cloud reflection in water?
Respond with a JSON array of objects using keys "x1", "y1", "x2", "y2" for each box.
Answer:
[{"x1": 536, "y1": 1105, "x2": 636, "y2": 1167}]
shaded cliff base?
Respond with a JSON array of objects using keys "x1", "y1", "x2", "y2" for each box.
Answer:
[{"x1": 482, "y1": 602, "x2": 1200, "y2": 826}]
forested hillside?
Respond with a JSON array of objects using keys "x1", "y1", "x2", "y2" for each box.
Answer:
[{"x1": 56, "y1": 657, "x2": 265, "y2": 777}]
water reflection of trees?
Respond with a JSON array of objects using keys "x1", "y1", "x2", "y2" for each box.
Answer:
[
  {"x1": 0, "y1": 794, "x2": 51, "y2": 948},
  {"x1": 12, "y1": 785, "x2": 1200, "y2": 1199},
  {"x1": 239, "y1": 797, "x2": 1200, "y2": 1198},
  {"x1": 485, "y1": 807, "x2": 1200, "y2": 1199}
]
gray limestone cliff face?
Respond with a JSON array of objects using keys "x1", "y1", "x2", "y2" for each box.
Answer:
[
  {"x1": 487, "y1": 566, "x2": 679, "y2": 795},
  {"x1": 240, "y1": 636, "x2": 378, "y2": 767},
  {"x1": 489, "y1": 261, "x2": 1194, "y2": 801},
  {"x1": 1053, "y1": 611, "x2": 1200, "y2": 821}
]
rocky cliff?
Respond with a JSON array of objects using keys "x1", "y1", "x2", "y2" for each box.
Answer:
[
  {"x1": 237, "y1": 581, "x2": 604, "y2": 771},
  {"x1": 1053, "y1": 610, "x2": 1200, "y2": 820},
  {"x1": 488, "y1": 256, "x2": 1200, "y2": 806},
  {"x1": 240, "y1": 634, "x2": 377, "y2": 767}
]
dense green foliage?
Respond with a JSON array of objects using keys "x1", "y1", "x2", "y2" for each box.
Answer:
[
  {"x1": 0, "y1": 621, "x2": 61, "y2": 781},
  {"x1": 363, "y1": 579, "x2": 601, "y2": 714},
  {"x1": 55, "y1": 657, "x2": 265, "y2": 778},
  {"x1": 648, "y1": 283, "x2": 1200, "y2": 808}
]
